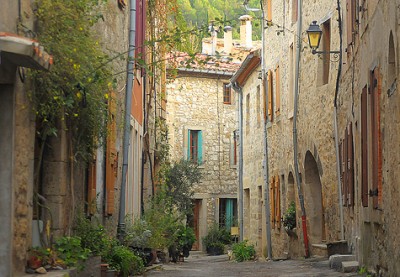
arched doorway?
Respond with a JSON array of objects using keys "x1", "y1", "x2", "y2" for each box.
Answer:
[
  {"x1": 304, "y1": 151, "x2": 325, "y2": 243},
  {"x1": 286, "y1": 172, "x2": 299, "y2": 257},
  {"x1": 287, "y1": 172, "x2": 296, "y2": 208}
]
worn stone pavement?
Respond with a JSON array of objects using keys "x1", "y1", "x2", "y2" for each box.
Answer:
[{"x1": 142, "y1": 252, "x2": 360, "y2": 277}]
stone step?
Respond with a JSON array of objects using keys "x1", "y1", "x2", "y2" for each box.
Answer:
[
  {"x1": 326, "y1": 240, "x2": 349, "y2": 256},
  {"x1": 329, "y1": 254, "x2": 356, "y2": 270},
  {"x1": 342, "y1": 261, "x2": 359, "y2": 273},
  {"x1": 311, "y1": 243, "x2": 328, "y2": 257}
]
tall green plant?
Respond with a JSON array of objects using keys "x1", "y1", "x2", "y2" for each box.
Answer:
[
  {"x1": 74, "y1": 215, "x2": 109, "y2": 256},
  {"x1": 232, "y1": 240, "x2": 256, "y2": 262},
  {"x1": 31, "y1": 0, "x2": 113, "y2": 162},
  {"x1": 158, "y1": 159, "x2": 202, "y2": 215}
]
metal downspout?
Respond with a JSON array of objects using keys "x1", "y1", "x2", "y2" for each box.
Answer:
[
  {"x1": 260, "y1": 0, "x2": 272, "y2": 260},
  {"x1": 118, "y1": 0, "x2": 136, "y2": 241},
  {"x1": 334, "y1": 0, "x2": 344, "y2": 240},
  {"x1": 140, "y1": 73, "x2": 146, "y2": 215},
  {"x1": 232, "y1": 83, "x2": 244, "y2": 241},
  {"x1": 243, "y1": 0, "x2": 272, "y2": 259},
  {"x1": 293, "y1": 0, "x2": 310, "y2": 257},
  {"x1": 238, "y1": 84, "x2": 244, "y2": 242}
]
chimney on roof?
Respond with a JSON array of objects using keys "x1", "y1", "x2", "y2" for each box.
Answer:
[
  {"x1": 239, "y1": 15, "x2": 253, "y2": 48},
  {"x1": 223, "y1": 26, "x2": 233, "y2": 54},
  {"x1": 210, "y1": 21, "x2": 217, "y2": 55}
]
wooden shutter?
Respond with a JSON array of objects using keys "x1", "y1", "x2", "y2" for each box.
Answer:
[
  {"x1": 347, "y1": 123, "x2": 354, "y2": 206},
  {"x1": 87, "y1": 159, "x2": 97, "y2": 215},
  {"x1": 343, "y1": 126, "x2": 349, "y2": 206},
  {"x1": 346, "y1": 0, "x2": 353, "y2": 47},
  {"x1": 106, "y1": 92, "x2": 118, "y2": 216},
  {"x1": 292, "y1": 0, "x2": 298, "y2": 23},
  {"x1": 361, "y1": 86, "x2": 368, "y2": 207},
  {"x1": 371, "y1": 68, "x2": 382, "y2": 209},
  {"x1": 267, "y1": 0, "x2": 272, "y2": 23},
  {"x1": 275, "y1": 176, "x2": 281, "y2": 229},
  {"x1": 339, "y1": 140, "x2": 345, "y2": 206},
  {"x1": 198, "y1": 131, "x2": 203, "y2": 165},
  {"x1": 275, "y1": 65, "x2": 281, "y2": 116},
  {"x1": 263, "y1": 77, "x2": 267, "y2": 121},
  {"x1": 270, "y1": 176, "x2": 275, "y2": 229},
  {"x1": 267, "y1": 70, "x2": 273, "y2": 122},
  {"x1": 187, "y1": 130, "x2": 191, "y2": 160}
]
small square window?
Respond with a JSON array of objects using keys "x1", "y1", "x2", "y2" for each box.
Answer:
[{"x1": 223, "y1": 83, "x2": 231, "y2": 104}]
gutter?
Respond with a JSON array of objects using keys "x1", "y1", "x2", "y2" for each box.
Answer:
[
  {"x1": 118, "y1": 0, "x2": 136, "y2": 241},
  {"x1": 259, "y1": 0, "x2": 273, "y2": 260},
  {"x1": 231, "y1": 82, "x2": 244, "y2": 241},
  {"x1": 334, "y1": 0, "x2": 344, "y2": 240},
  {"x1": 293, "y1": 0, "x2": 310, "y2": 258},
  {"x1": 175, "y1": 67, "x2": 236, "y2": 77}
]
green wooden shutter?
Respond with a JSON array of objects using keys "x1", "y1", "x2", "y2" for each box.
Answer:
[
  {"x1": 225, "y1": 199, "x2": 234, "y2": 230},
  {"x1": 198, "y1": 131, "x2": 203, "y2": 164},
  {"x1": 187, "y1": 130, "x2": 191, "y2": 161}
]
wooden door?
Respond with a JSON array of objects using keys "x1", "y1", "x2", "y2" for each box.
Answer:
[{"x1": 190, "y1": 199, "x2": 201, "y2": 251}]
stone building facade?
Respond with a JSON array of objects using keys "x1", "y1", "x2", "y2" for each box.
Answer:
[
  {"x1": 0, "y1": 1, "x2": 143, "y2": 275},
  {"x1": 0, "y1": 1, "x2": 53, "y2": 275},
  {"x1": 236, "y1": 0, "x2": 400, "y2": 275},
  {"x1": 165, "y1": 16, "x2": 259, "y2": 251},
  {"x1": 166, "y1": 67, "x2": 239, "y2": 251},
  {"x1": 336, "y1": 1, "x2": 400, "y2": 275}
]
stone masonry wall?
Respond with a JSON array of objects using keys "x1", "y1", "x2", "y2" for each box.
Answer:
[
  {"x1": 251, "y1": 0, "x2": 342, "y2": 259},
  {"x1": 336, "y1": 1, "x2": 400, "y2": 275},
  {"x1": 166, "y1": 72, "x2": 238, "y2": 249}
]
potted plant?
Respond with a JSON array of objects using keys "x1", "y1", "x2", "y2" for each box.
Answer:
[
  {"x1": 102, "y1": 244, "x2": 144, "y2": 277},
  {"x1": 27, "y1": 247, "x2": 51, "y2": 269},
  {"x1": 202, "y1": 224, "x2": 231, "y2": 255},
  {"x1": 283, "y1": 201, "x2": 297, "y2": 237}
]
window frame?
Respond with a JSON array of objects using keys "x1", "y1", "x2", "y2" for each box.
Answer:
[{"x1": 223, "y1": 83, "x2": 231, "y2": 104}]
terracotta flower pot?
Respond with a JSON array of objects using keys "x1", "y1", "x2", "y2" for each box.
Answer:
[{"x1": 28, "y1": 256, "x2": 43, "y2": 269}]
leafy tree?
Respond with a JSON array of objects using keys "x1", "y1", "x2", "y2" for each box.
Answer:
[
  {"x1": 176, "y1": 0, "x2": 263, "y2": 50},
  {"x1": 159, "y1": 159, "x2": 202, "y2": 215}
]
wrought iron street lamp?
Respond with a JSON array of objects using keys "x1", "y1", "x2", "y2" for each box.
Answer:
[{"x1": 306, "y1": 20, "x2": 340, "y2": 55}]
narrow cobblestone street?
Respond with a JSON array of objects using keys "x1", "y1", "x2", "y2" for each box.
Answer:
[{"x1": 142, "y1": 252, "x2": 360, "y2": 277}]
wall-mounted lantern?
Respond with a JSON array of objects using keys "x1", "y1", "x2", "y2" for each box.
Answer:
[{"x1": 306, "y1": 21, "x2": 340, "y2": 55}]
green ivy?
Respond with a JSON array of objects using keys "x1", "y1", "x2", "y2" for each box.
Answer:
[
  {"x1": 54, "y1": 236, "x2": 91, "y2": 268},
  {"x1": 30, "y1": 0, "x2": 113, "y2": 161}
]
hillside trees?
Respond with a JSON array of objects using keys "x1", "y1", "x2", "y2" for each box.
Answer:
[{"x1": 176, "y1": 0, "x2": 262, "y2": 52}]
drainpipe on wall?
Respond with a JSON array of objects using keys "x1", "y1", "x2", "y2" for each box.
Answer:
[
  {"x1": 232, "y1": 83, "x2": 244, "y2": 242},
  {"x1": 259, "y1": 0, "x2": 273, "y2": 260},
  {"x1": 292, "y1": 0, "x2": 310, "y2": 258},
  {"x1": 243, "y1": 0, "x2": 273, "y2": 259},
  {"x1": 118, "y1": 0, "x2": 136, "y2": 241},
  {"x1": 334, "y1": 0, "x2": 344, "y2": 241}
]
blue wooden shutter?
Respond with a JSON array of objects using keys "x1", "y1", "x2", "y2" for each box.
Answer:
[
  {"x1": 198, "y1": 131, "x2": 203, "y2": 164},
  {"x1": 225, "y1": 199, "x2": 234, "y2": 230},
  {"x1": 187, "y1": 130, "x2": 191, "y2": 161}
]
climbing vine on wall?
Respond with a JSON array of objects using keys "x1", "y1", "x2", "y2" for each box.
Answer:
[{"x1": 30, "y1": 0, "x2": 113, "y2": 162}]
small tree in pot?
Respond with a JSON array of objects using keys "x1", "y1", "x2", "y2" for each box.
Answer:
[{"x1": 202, "y1": 224, "x2": 231, "y2": 255}]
